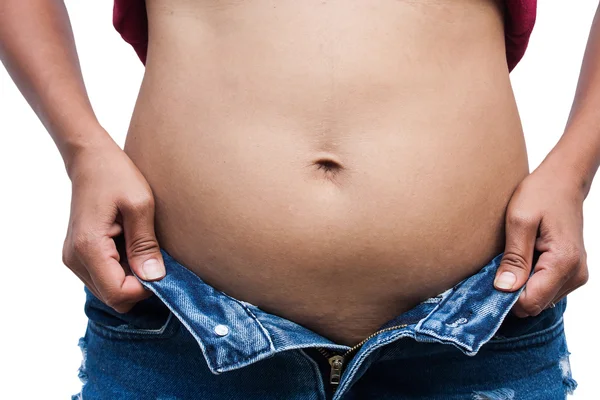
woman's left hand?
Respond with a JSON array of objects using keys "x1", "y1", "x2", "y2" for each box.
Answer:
[{"x1": 493, "y1": 159, "x2": 589, "y2": 318}]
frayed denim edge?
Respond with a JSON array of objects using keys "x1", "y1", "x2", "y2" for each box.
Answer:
[{"x1": 71, "y1": 336, "x2": 88, "y2": 400}]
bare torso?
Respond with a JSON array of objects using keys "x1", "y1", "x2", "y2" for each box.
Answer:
[{"x1": 123, "y1": 0, "x2": 530, "y2": 346}]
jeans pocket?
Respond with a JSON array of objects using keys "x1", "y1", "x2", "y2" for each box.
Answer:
[
  {"x1": 487, "y1": 297, "x2": 567, "y2": 350},
  {"x1": 83, "y1": 285, "x2": 179, "y2": 340}
]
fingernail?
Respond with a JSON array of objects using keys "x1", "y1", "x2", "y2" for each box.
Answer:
[
  {"x1": 495, "y1": 271, "x2": 517, "y2": 290},
  {"x1": 142, "y1": 258, "x2": 165, "y2": 280}
]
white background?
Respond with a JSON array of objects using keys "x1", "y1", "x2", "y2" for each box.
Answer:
[{"x1": 1, "y1": 1, "x2": 599, "y2": 399}]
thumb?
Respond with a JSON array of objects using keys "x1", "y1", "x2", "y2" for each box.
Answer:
[
  {"x1": 120, "y1": 198, "x2": 166, "y2": 281},
  {"x1": 494, "y1": 212, "x2": 539, "y2": 292}
]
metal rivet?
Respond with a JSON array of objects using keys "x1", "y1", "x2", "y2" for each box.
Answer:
[{"x1": 214, "y1": 324, "x2": 229, "y2": 336}]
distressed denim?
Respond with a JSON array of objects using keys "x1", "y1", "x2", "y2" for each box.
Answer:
[{"x1": 72, "y1": 249, "x2": 577, "y2": 399}]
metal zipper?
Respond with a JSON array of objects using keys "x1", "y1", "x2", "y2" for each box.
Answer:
[{"x1": 315, "y1": 323, "x2": 409, "y2": 390}]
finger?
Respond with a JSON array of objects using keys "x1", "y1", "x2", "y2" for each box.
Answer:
[
  {"x1": 550, "y1": 281, "x2": 575, "y2": 308},
  {"x1": 547, "y1": 289, "x2": 572, "y2": 310},
  {"x1": 63, "y1": 247, "x2": 105, "y2": 301},
  {"x1": 107, "y1": 228, "x2": 154, "y2": 302},
  {"x1": 76, "y1": 229, "x2": 149, "y2": 299},
  {"x1": 113, "y1": 230, "x2": 126, "y2": 266},
  {"x1": 514, "y1": 251, "x2": 572, "y2": 317},
  {"x1": 510, "y1": 302, "x2": 530, "y2": 319},
  {"x1": 495, "y1": 211, "x2": 540, "y2": 292},
  {"x1": 548, "y1": 264, "x2": 589, "y2": 308},
  {"x1": 119, "y1": 195, "x2": 166, "y2": 282},
  {"x1": 112, "y1": 230, "x2": 144, "y2": 278},
  {"x1": 78, "y1": 233, "x2": 153, "y2": 313},
  {"x1": 107, "y1": 220, "x2": 123, "y2": 240}
]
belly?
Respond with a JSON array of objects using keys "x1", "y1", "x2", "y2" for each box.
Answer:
[{"x1": 123, "y1": 0, "x2": 530, "y2": 346}]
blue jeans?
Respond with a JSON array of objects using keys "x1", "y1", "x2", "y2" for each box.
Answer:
[{"x1": 72, "y1": 249, "x2": 577, "y2": 399}]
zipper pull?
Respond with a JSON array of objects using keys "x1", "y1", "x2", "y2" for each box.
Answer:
[{"x1": 328, "y1": 355, "x2": 345, "y2": 385}]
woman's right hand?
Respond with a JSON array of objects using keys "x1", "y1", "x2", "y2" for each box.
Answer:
[{"x1": 62, "y1": 136, "x2": 166, "y2": 314}]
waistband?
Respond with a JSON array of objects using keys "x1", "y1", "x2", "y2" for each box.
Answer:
[{"x1": 131, "y1": 249, "x2": 536, "y2": 375}]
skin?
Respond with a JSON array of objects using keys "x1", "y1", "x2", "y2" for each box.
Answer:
[
  {"x1": 0, "y1": 1, "x2": 161, "y2": 309},
  {"x1": 493, "y1": 5, "x2": 600, "y2": 316},
  {"x1": 125, "y1": 0, "x2": 530, "y2": 344},
  {"x1": 0, "y1": 0, "x2": 597, "y2": 345}
]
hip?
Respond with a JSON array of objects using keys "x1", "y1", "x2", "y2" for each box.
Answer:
[{"x1": 73, "y1": 249, "x2": 577, "y2": 399}]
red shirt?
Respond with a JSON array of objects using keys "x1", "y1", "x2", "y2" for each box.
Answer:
[{"x1": 113, "y1": 0, "x2": 536, "y2": 72}]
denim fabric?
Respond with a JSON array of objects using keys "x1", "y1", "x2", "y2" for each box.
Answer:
[{"x1": 72, "y1": 249, "x2": 577, "y2": 399}]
